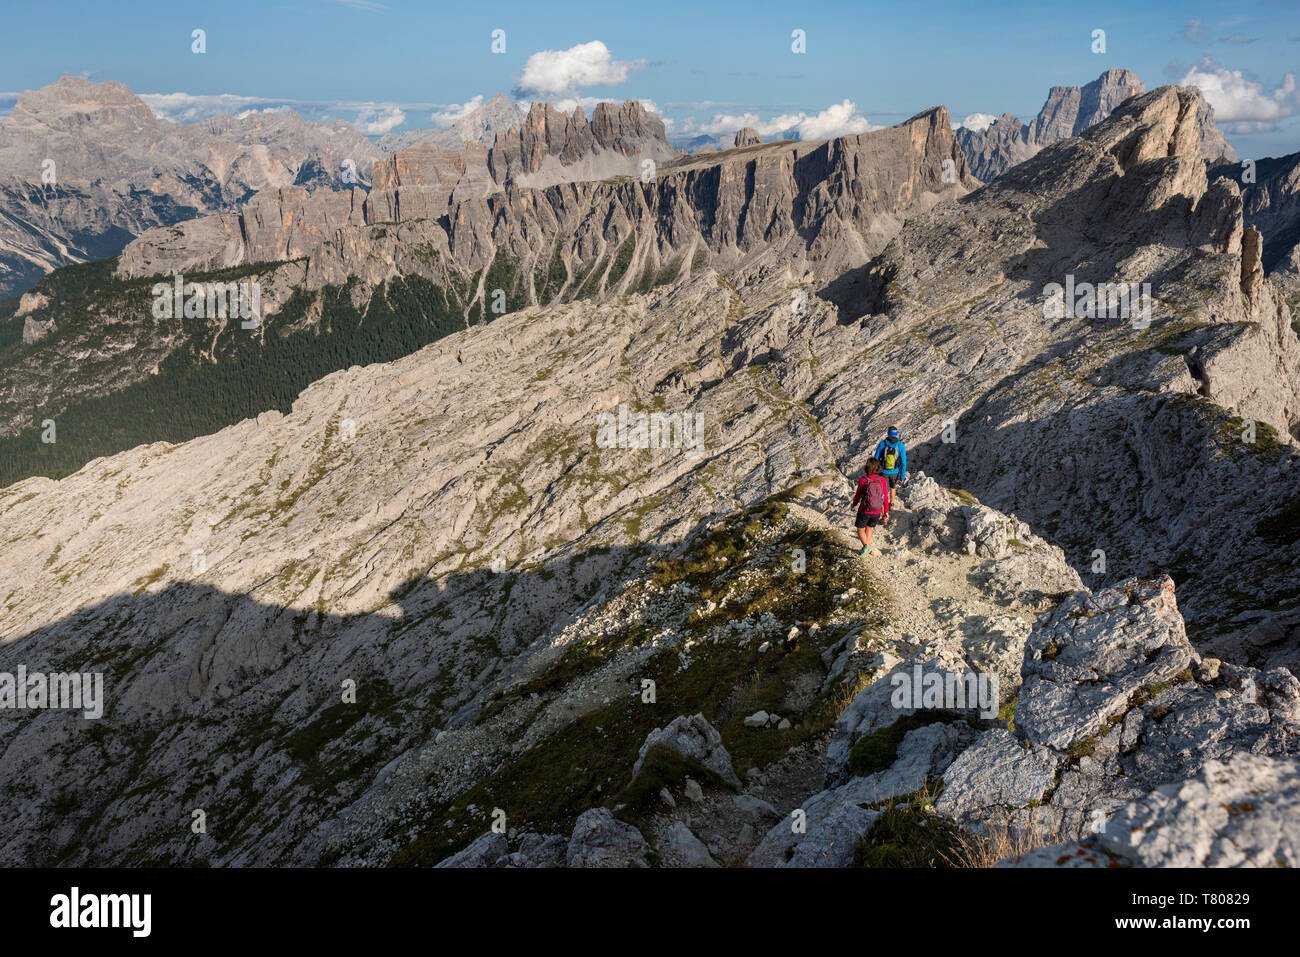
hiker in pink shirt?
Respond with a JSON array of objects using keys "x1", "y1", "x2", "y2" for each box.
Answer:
[{"x1": 851, "y1": 458, "x2": 891, "y2": 556}]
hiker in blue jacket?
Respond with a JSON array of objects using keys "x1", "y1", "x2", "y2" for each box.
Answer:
[{"x1": 874, "y1": 427, "x2": 907, "y2": 504}]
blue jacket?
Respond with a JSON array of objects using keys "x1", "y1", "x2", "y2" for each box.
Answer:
[{"x1": 874, "y1": 438, "x2": 907, "y2": 480}]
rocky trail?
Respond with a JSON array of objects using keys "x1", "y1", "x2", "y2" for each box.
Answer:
[{"x1": 387, "y1": 471, "x2": 1298, "y2": 869}]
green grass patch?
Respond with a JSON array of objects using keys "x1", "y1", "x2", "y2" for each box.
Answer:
[
  {"x1": 847, "y1": 712, "x2": 957, "y2": 778},
  {"x1": 854, "y1": 796, "x2": 968, "y2": 868},
  {"x1": 606, "y1": 238, "x2": 635, "y2": 288},
  {"x1": 614, "y1": 744, "x2": 736, "y2": 828}
]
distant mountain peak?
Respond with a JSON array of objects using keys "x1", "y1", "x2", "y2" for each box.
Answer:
[
  {"x1": 376, "y1": 93, "x2": 525, "y2": 154},
  {"x1": 0, "y1": 75, "x2": 381, "y2": 298},
  {"x1": 957, "y1": 68, "x2": 1236, "y2": 182}
]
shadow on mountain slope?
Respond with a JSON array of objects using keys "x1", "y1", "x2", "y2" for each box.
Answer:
[
  {"x1": 0, "y1": 534, "x2": 660, "y2": 866},
  {"x1": 0, "y1": 493, "x2": 865, "y2": 867},
  {"x1": 920, "y1": 385, "x2": 1300, "y2": 646}
]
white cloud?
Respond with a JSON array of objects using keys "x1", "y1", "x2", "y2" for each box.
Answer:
[
  {"x1": 677, "y1": 99, "x2": 876, "y2": 141},
  {"x1": 140, "y1": 91, "x2": 278, "y2": 123},
  {"x1": 236, "y1": 105, "x2": 293, "y2": 119},
  {"x1": 956, "y1": 112, "x2": 997, "y2": 133},
  {"x1": 354, "y1": 104, "x2": 406, "y2": 135},
  {"x1": 677, "y1": 111, "x2": 796, "y2": 137},
  {"x1": 430, "y1": 96, "x2": 483, "y2": 128},
  {"x1": 516, "y1": 41, "x2": 645, "y2": 98},
  {"x1": 1179, "y1": 60, "x2": 1298, "y2": 132},
  {"x1": 1184, "y1": 19, "x2": 1203, "y2": 43},
  {"x1": 796, "y1": 100, "x2": 875, "y2": 139}
]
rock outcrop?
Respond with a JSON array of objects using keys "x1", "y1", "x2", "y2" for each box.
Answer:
[
  {"x1": 1000, "y1": 753, "x2": 1300, "y2": 868},
  {"x1": 1211, "y1": 150, "x2": 1300, "y2": 277},
  {"x1": 942, "y1": 577, "x2": 1299, "y2": 839},
  {"x1": 957, "y1": 69, "x2": 1235, "y2": 182},
  {"x1": 772, "y1": 575, "x2": 1299, "y2": 867},
  {"x1": 488, "y1": 100, "x2": 676, "y2": 188},
  {"x1": 434, "y1": 809, "x2": 649, "y2": 868},
  {"x1": 1028, "y1": 69, "x2": 1147, "y2": 144},
  {"x1": 630, "y1": 714, "x2": 743, "y2": 790}
]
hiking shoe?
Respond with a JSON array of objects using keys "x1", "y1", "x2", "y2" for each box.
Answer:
[{"x1": 859, "y1": 544, "x2": 872, "y2": 556}]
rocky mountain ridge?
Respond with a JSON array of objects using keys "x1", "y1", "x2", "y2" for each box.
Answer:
[
  {"x1": 0, "y1": 81, "x2": 1296, "y2": 868},
  {"x1": 0, "y1": 105, "x2": 973, "y2": 473},
  {"x1": 0, "y1": 76, "x2": 383, "y2": 298},
  {"x1": 114, "y1": 104, "x2": 974, "y2": 293},
  {"x1": 957, "y1": 69, "x2": 1236, "y2": 182}
]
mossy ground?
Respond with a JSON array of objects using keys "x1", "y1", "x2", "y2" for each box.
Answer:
[{"x1": 853, "y1": 791, "x2": 969, "y2": 868}]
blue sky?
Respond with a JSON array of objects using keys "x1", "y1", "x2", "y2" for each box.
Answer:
[{"x1": 1, "y1": 0, "x2": 1298, "y2": 156}]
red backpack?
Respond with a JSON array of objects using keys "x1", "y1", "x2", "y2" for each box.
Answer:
[{"x1": 860, "y1": 475, "x2": 888, "y2": 514}]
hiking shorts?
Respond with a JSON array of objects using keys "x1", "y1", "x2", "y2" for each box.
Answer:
[
  {"x1": 885, "y1": 474, "x2": 898, "y2": 490},
  {"x1": 855, "y1": 511, "x2": 884, "y2": 528}
]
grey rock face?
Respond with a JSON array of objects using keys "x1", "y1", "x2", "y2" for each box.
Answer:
[
  {"x1": 1001, "y1": 753, "x2": 1300, "y2": 867},
  {"x1": 434, "y1": 829, "x2": 573, "y2": 868},
  {"x1": 1211, "y1": 150, "x2": 1300, "y2": 276},
  {"x1": 934, "y1": 575, "x2": 1300, "y2": 841},
  {"x1": 1028, "y1": 69, "x2": 1146, "y2": 145},
  {"x1": 1015, "y1": 578, "x2": 1196, "y2": 751},
  {"x1": 767, "y1": 563, "x2": 1299, "y2": 865},
  {"x1": 827, "y1": 636, "x2": 974, "y2": 782},
  {"x1": 630, "y1": 713, "x2": 743, "y2": 790},
  {"x1": 853, "y1": 722, "x2": 970, "y2": 804},
  {"x1": 933, "y1": 729, "x2": 1060, "y2": 818},
  {"x1": 747, "y1": 782, "x2": 880, "y2": 868},
  {"x1": 489, "y1": 100, "x2": 676, "y2": 188},
  {"x1": 565, "y1": 808, "x2": 649, "y2": 868},
  {"x1": 434, "y1": 831, "x2": 508, "y2": 868},
  {"x1": 662, "y1": 821, "x2": 719, "y2": 867},
  {"x1": 955, "y1": 113, "x2": 1037, "y2": 184},
  {"x1": 510, "y1": 833, "x2": 570, "y2": 868},
  {"x1": 734, "y1": 128, "x2": 762, "y2": 148}
]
